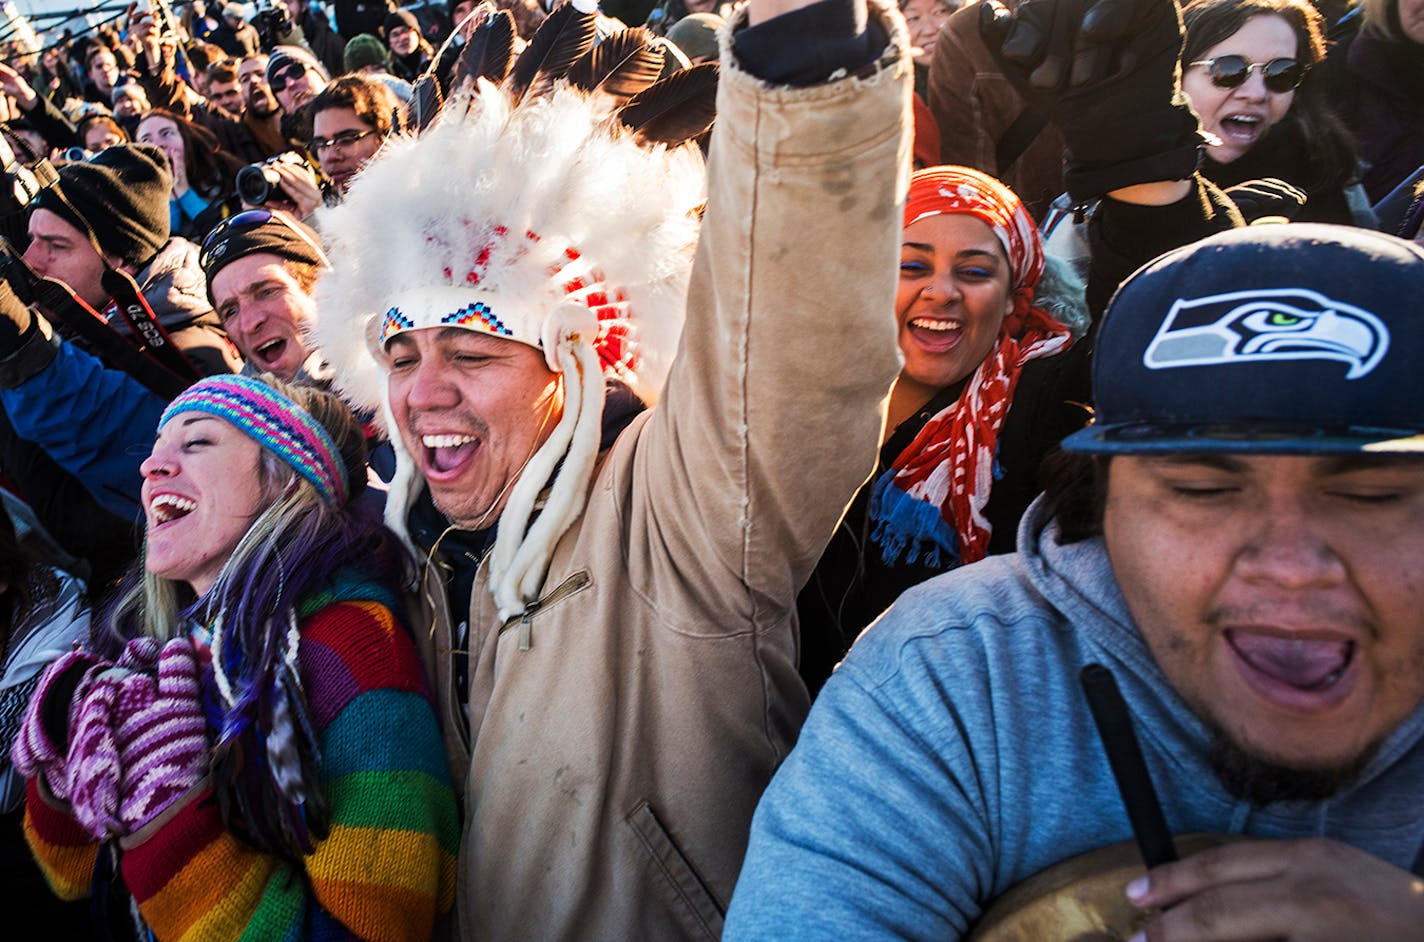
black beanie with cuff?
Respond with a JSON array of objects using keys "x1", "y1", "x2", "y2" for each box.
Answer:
[{"x1": 31, "y1": 143, "x2": 172, "y2": 268}]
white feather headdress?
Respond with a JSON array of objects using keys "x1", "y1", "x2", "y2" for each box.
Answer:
[{"x1": 313, "y1": 19, "x2": 709, "y2": 619}]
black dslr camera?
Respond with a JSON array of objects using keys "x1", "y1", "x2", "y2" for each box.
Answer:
[
  {"x1": 0, "y1": 132, "x2": 57, "y2": 219},
  {"x1": 251, "y1": 0, "x2": 293, "y2": 51},
  {"x1": 235, "y1": 151, "x2": 330, "y2": 206}
]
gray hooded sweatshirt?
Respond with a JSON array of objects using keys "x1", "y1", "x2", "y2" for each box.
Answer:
[{"x1": 725, "y1": 497, "x2": 1424, "y2": 939}]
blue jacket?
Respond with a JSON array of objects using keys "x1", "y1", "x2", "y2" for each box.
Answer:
[
  {"x1": 0, "y1": 237, "x2": 236, "y2": 521},
  {"x1": 724, "y1": 498, "x2": 1424, "y2": 939},
  {"x1": 1, "y1": 334, "x2": 164, "y2": 519}
]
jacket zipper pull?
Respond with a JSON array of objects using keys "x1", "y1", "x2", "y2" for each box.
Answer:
[{"x1": 518, "y1": 603, "x2": 539, "y2": 651}]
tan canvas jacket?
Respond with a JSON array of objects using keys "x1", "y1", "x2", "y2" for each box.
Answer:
[{"x1": 411, "y1": 6, "x2": 913, "y2": 938}]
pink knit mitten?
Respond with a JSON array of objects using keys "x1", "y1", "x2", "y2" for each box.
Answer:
[
  {"x1": 114, "y1": 638, "x2": 210, "y2": 833},
  {"x1": 11, "y1": 649, "x2": 109, "y2": 802},
  {"x1": 65, "y1": 672, "x2": 126, "y2": 838}
]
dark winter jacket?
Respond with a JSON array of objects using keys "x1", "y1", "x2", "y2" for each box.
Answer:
[
  {"x1": 210, "y1": 20, "x2": 263, "y2": 58},
  {"x1": 295, "y1": 10, "x2": 348, "y2": 80},
  {"x1": 1201, "y1": 119, "x2": 1363, "y2": 226},
  {"x1": 0, "y1": 237, "x2": 238, "y2": 529},
  {"x1": 797, "y1": 342, "x2": 1091, "y2": 694},
  {"x1": 1323, "y1": 19, "x2": 1424, "y2": 205},
  {"x1": 100, "y1": 237, "x2": 239, "y2": 376},
  {"x1": 331, "y1": 0, "x2": 397, "y2": 42}
]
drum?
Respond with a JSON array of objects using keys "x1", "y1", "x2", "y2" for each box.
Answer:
[{"x1": 966, "y1": 834, "x2": 1234, "y2": 941}]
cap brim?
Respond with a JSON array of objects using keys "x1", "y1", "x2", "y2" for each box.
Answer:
[{"x1": 1061, "y1": 422, "x2": 1424, "y2": 456}]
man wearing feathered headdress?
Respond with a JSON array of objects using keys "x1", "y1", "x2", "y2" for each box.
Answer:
[{"x1": 314, "y1": 0, "x2": 913, "y2": 935}]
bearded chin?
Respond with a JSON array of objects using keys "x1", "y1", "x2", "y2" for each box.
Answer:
[{"x1": 1206, "y1": 728, "x2": 1378, "y2": 807}]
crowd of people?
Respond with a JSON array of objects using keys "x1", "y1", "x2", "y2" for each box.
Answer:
[{"x1": 0, "y1": 0, "x2": 1421, "y2": 937}]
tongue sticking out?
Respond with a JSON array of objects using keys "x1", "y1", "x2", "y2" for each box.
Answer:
[
  {"x1": 1229, "y1": 631, "x2": 1353, "y2": 690},
  {"x1": 909, "y1": 320, "x2": 961, "y2": 353},
  {"x1": 429, "y1": 440, "x2": 478, "y2": 473}
]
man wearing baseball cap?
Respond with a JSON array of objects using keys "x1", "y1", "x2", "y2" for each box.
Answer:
[{"x1": 725, "y1": 223, "x2": 1424, "y2": 940}]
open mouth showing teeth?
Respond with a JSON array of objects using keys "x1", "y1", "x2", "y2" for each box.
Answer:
[
  {"x1": 908, "y1": 317, "x2": 963, "y2": 352},
  {"x1": 1228, "y1": 631, "x2": 1356, "y2": 692},
  {"x1": 910, "y1": 317, "x2": 961, "y2": 332},
  {"x1": 150, "y1": 494, "x2": 197, "y2": 524},
  {"x1": 255, "y1": 338, "x2": 287, "y2": 362},
  {"x1": 422, "y1": 434, "x2": 479, "y2": 474},
  {"x1": 1220, "y1": 115, "x2": 1262, "y2": 141}
]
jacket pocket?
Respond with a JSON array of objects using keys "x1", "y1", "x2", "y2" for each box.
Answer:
[
  {"x1": 497, "y1": 569, "x2": 592, "y2": 650},
  {"x1": 626, "y1": 800, "x2": 725, "y2": 940}
]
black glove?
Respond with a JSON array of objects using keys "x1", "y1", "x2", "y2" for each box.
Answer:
[
  {"x1": 0, "y1": 275, "x2": 35, "y2": 356},
  {"x1": 1223, "y1": 177, "x2": 1308, "y2": 224},
  {"x1": 980, "y1": 0, "x2": 1202, "y2": 202}
]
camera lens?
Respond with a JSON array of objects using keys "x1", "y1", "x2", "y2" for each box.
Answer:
[{"x1": 236, "y1": 164, "x2": 281, "y2": 205}]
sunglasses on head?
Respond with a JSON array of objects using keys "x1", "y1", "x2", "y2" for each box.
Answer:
[
  {"x1": 1189, "y1": 55, "x2": 1308, "y2": 93},
  {"x1": 200, "y1": 208, "x2": 329, "y2": 273}
]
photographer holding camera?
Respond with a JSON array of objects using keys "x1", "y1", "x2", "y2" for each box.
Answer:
[
  {"x1": 307, "y1": 73, "x2": 401, "y2": 195},
  {"x1": 237, "y1": 149, "x2": 330, "y2": 217},
  {"x1": 252, "y1": 0, "x2": 347, "y2": 78},
  {"x1": 236, "y1": 72, "x2": 401, "y2": 218},
  {"x1": 217, "y1": 46, "x2": 339, "y2": 219}
]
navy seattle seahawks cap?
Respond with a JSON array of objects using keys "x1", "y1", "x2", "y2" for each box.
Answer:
[{"x1": 1063, "y1": 223, "x2": 1424, "y2": 455}]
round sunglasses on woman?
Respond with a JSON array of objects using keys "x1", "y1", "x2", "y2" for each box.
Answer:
[{"x1": 1187, "y1": 54, "x2": 1308, "y2": 93}]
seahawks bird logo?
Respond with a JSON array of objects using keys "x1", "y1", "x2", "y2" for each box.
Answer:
[{"x1": 1142, "y1": 288, "x2": 1389, "y2": 380}]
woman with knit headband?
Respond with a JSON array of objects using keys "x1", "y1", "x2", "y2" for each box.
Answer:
[
  {"x1": 798, "y1": 165, "x2": 1092, "y2": 694},
  {"x1": 11, "y1": 374, "x2": 458, "y2": 940}
]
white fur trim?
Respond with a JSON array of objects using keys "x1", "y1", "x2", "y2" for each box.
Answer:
[
  {"x1": 540, "y1": 300, "x2": 600, "y2": 372},
  {"x1": 314, "y1": 81, "x2": 704, "y2": 419},
  {"x1": 313, "y1": 79, "x2": 703, "y2": 610},
  {"x1": 491, "y1": 336, "x2": 604, "y2": 618}
]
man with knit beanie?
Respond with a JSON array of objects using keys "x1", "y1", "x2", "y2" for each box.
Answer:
[
  {"x1": 199, "y1": 208, "x2": 330, "y2": 382},
  {"x1": 341, "y1": 34, "x2": 413, "y2": 101},
  {"x1": 343, "y1": 33, "x2": 391, "y2": 74},
  {"x1": 384, "y1": 8, "x2": 432, "y2": 82},
  {"x1": 267, "y1": 44, "x2": 330, "y2": 115},
  {"x1": 0, "y1": 144, "x2": 240, "y2": 576},
  {"x1": 666, "y1": 11, "x2": 724, "y2": 64},
  {"x1": 266, "y1": 44, "x2": 331, "y2": 146},
  {"x1": 19, "y1": 144, "x2": 237, "y2": 375}
]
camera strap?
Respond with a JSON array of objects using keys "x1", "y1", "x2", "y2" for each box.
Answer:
[
  {"x1": 100, "y1": 267, "x2": 203, "y2": 384},
  {"x1": 0, "y1": 239, "x2": 190, "y2": 399},
  {"x1": 34, "y1": 273, "x2": 192, "y2": 400}
]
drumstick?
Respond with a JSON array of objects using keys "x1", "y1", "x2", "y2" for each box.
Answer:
[{"x1": 1080, "y1": 663, "x2": 1179, "y2": 868}]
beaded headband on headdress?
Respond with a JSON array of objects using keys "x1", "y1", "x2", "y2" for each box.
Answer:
[{"x1": 160, "y1": 375, "x2": 349, "y2": 506}]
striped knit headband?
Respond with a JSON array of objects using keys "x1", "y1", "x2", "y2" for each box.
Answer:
[{"x1": 160, "y1": 375, "x2": 349, "y2": 506}]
